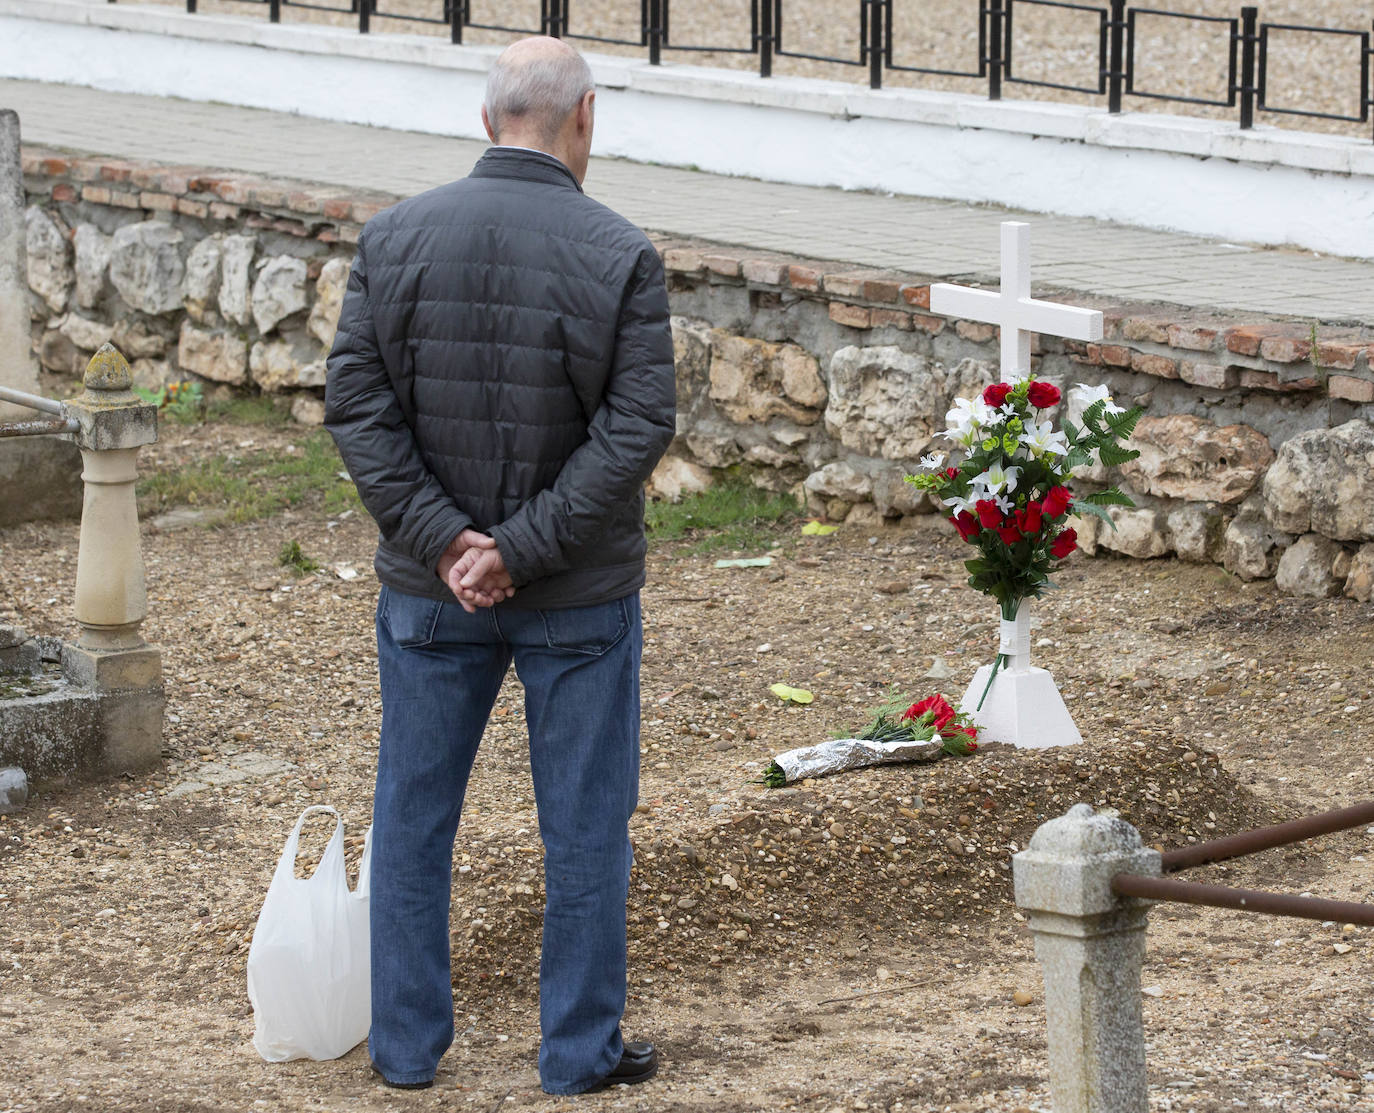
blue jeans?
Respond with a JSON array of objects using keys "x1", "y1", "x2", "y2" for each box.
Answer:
[{"x1": 368, "y1": 585, "x2": 642, "y2": 1095}]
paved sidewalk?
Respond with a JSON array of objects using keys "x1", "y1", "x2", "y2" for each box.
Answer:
[{"x1": 3, "y1": 77, "x2": 1371, "y2": 324}]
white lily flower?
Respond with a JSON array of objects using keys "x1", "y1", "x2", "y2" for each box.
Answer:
[
  {"x1": 994, "y1": 493, "x2": 1015, "y2": 515},
  {"x1": 942, "y1": 492, "x2": 978, "y2": 516},
  {"x1": 971, "y1": 462, "x2": 1022, "y2": 497},
  {"x1": 1019, "y1": 419, "x2": 1069, "y2": 457},
  {"x1": 919, "y1": 452, "x2": 946, "y2": 471},
  {"x1": 1071, "y1": 383, "x2": 1126, "y2": 415}
]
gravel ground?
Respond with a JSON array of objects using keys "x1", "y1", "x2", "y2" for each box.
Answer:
[
  {"x1": 1, "y1": 418, "x2": 1372, "y2": 1112},
  {"x1": 123, "y1": 0, "x2": 1374, "y2": 139}
]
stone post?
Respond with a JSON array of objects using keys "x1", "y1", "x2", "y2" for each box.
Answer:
[
  {"x1": 1012, "y1": 804, "x2": 1162, "y2": 1113},
  {"x1": 59, "y1": 343, "x2": 163, "y2": 771}
]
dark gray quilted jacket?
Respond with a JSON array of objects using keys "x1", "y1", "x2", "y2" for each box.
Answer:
[{"x1": 324, "y1": 148, "x2": 676, "y2": 610}]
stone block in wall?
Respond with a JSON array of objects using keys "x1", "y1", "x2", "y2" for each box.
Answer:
[
  {"x1": 1275, "y1": 534, "x2": 1345, "y2": 598},
  {"x1": 25, "y1": 207, "x2": 72, "y2": 313},
  {"x1": 308, "y1": 257, "x2": 350, "y2": 349},
  {"x1": 671, "y1": 316, "x2": 712, "y2": 418},
  {"x1": 249, "y1": 337, "x2": 327, "y2": 393},
  {"x1": 178, "y1": 321, "x2": 247, "y2": 385},
  {"x1": 1120, "y1": 415, "x2": 1272, "y2": 505},
  {"x1": 1344, "y1": 544, "x2": 1374, "y2": 602},
  {"x1": 708, "y1": 331, "x2": 825, "y2": 425},
  {"x1": 72, "y1": 223, "x2": 111, "y2": 310},
  {"x1": 290, "y1": 394, "x2": 326, "y2": 427},
  {"x1": 1067, "y1": 512, "x2": 1101, "y2": 557},
  {"x1": 684, "y1": 422, "x2": 743, "y2": 469},
  {"x1": 109, "y1": 221, "x2": 185, "y2": 315},
  {"x1": 131, "y1": 357, "x2": 173, "y2": 392},
  {"x1": 252, "y1": 255, "x2": 309, "y2": 335},
  {"x1": 37, "y1": 328, "x2": 83, "y2": 376},
  {"x1": 111, "y1": 316, "x2": 167, "y2": 359},
  {"x1": 218, "y1": 234, "x2": 256, "y2": 326},
  {"x1": 1223, "y1": 495, "x2": 1292, "y2": 581},
  {"x1": 870, "y1": 466, "x2": 932, "y2": 517},
  {"x1": 1097, "y1": 505, "x2": 1170, "y2": 559},
  {"x1": 646, "y1": 455, "x2": 712, "y2": 503},
  {"x1": 1262, "y1": 420, "x2": 1374, "y2": 541},
  {"x1": 183, "y1": 236, "x2": 222, "y2": 324},
  {"x1": 825, "y1": 345, "x2": 947, "y2": 461},
  {"x1": 804, "y1": 460, "x2": 872, "y2": 503},
  {"x1": 1166, "y1": 504, "x2": 1228, "y2": 564},
  {"x1": 58, "y1": 312, "x2": 113, "y2": 353}
]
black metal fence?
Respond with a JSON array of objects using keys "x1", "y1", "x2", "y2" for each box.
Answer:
[{"x1": 113, "y1": 1, "x2": 1374, "y2": 140}]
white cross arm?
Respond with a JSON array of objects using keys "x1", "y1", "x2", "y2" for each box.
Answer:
[{"x1": 929, "y1": 284, "x2": 1103, "y2": 343}]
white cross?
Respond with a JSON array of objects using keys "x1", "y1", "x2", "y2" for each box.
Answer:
[{"x1": 930, "y1": 221, "x2": 1102, "y2": 383}]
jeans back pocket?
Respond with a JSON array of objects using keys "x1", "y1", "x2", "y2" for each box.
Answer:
[
  {"x1": 379, "y1": 586, "x2": 443, "y2": 649},
  {"x1": 539, "y1": 597, "x2": 630, "y2": 656}
]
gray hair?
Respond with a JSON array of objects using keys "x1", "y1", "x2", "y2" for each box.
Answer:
[{"x1": 484, "y1": 40, "x2": 594, "y2": 146}]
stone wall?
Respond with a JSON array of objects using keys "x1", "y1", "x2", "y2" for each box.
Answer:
[{"x1": 19, "y1": 147, "x2": 1374, "y2": 600}]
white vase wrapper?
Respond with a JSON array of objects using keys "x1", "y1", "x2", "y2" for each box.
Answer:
[{"x1": 773, "y1": 736, "x2": 944, "y2": 784}]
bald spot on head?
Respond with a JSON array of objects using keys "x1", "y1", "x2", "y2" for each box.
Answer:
[{"x1": 484, "y1": 37, "x2": 594, "y2": 149}]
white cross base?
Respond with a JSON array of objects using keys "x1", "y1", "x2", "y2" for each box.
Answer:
[{"x1": 932, "y1": 222, "x2": 1100, "y2": 750}]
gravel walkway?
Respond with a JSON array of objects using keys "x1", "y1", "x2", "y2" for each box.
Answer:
[{"x1": 121, "y1": 0, "x2": 1374, "y2": 138}]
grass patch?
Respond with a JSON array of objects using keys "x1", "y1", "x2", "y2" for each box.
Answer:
[
  {"x1": 646, "y1": 475, "x2": 799, "y2": 555},
  {"x1": 137, "y1": 430, "x2": 360, "y2": 524},
  {"x1": 205, "y1": 394, "x2": 292, "y2": 426}
]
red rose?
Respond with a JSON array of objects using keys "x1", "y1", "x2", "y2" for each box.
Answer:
[
  {"x1": 945, "y1": 467, "x2": 960, "y2": 480},
  {"x1": 976, "y1": 499, "x2": 1003, "y2": 529},
  {"x1": 903, "y1": 694, "x2": 955, "y2": 728},
  {"x1": 983, "y1": 383, "x2": 1012, "y2": 407},
  {"x1": 997, "y1": 525, "x2": 1022, "y2": 545},
  {"x1": 1018, "y1": 500, "x2": 1043, "y2": 534},
  {"x1": 950, "y1": 511, "x2": 980, "y2": 541},
  {"x1": 1042, "y1": 485, "x2": 1073, "y2": 518},
  {"x1": 1027, "y1": 381, "x2": 1061, "y2": 408},
  {"x1": 1050, "y1": 528, "x2": 1078, "y2": 559}
]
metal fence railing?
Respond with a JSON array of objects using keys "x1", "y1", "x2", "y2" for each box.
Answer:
[{"x1": 109, "y1": 1, "x2": 1374, "y2": 140}]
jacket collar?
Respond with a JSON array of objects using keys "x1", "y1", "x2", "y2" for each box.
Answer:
[{"x1": 470, "y1": 146, "x2": 583, "y2": 193}]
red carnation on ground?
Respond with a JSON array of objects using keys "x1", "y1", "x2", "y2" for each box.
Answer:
[
  {"x1": 1026, "y1": 381, "x2": 1061, "y2": 409},
  {"x1": 975, "y1": 499, "x2": 1003, "y2": 529},
  {"x1": 983, "y1": 383, "x2": 1012, "y2": 407},
  {"x1": 903, "y1": 694, "x2": 956, "y2": 729},
  {"x1": 1050, "y1": 528, "x2": 1078, "y2": 559},
  {"x1": 1042, "y1": 485, "x2": 1073, "y2": 518},
  {"x1": 950, "y1": 511, "x2": 980, "y2": 541}
]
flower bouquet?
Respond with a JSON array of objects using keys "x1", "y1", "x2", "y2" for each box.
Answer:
[
  {"x1": 905, "y1": 378, "x2": 1142, "y2": 709},
  {"x1": 760, "y1": 691, "x2": 978, "y2": 788}
]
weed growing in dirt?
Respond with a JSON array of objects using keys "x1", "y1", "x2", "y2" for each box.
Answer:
[
  {"x1": 137, "y1": 431, "x2": 360, "y2": 523},
  {"x1": 646, "y1": 476, "x2": 799, "y2": 554},
  {"x1": 132, "y1": 381, "x2": 206, "y2": 424},
  {"x1": 277, "y1": 539, "x2": 323, "y2": 575}
]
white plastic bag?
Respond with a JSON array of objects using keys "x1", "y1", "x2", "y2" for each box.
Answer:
[{"x1": 247, "y1": 805, "x2": 372, "y2": 1062}]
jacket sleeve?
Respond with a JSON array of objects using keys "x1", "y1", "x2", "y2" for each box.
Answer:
[
  {"x1": 488, "y1": 245, "x2": 677, "y2": 586},
  {"x1": 323, "y1": 233, "x2": 473, "y2": 574}
]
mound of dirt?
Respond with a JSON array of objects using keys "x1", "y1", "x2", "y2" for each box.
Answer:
[{"x1": 446, "y1": 735, "x2": 1278, "y2": 1002}]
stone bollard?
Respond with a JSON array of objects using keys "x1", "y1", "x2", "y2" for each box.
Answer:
[
  {"x1": 59, "y1": 344, "x2": 164, "y2": 771},
  {"x1": 1012, "y1": 804, "x2": 1162, "y2": 1113},
  {"x1": 0, "y1": 767, "x2": 27, "y2": 813}
]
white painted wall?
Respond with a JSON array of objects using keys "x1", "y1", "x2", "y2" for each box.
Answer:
[{"x1": 3, "y1": 0, "x2": 1373, "y2": 258}]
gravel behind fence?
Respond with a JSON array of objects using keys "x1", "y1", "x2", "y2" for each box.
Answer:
[{"x1": 127, "y1": 0, "x2": 1374, "y2": 138}]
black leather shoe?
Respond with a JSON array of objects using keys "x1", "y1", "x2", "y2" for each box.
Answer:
[
  {"x1": 583, "y1": 1041, "x2": 658, "y2": 1092},
  {"x1": 370, "y1": 1062, "x2": 434, "y2": 1090}
]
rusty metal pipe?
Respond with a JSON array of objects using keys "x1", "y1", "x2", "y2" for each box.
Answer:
[
  {"x1": 0, "y1": 417, "x2": 79, "y2": 438},
  {"x1": 1112, "y1": 872, "x2": 1374, "y2": 926},
  {"x1": 1161, "y1": 799, "x2": 1374, "y2": 873}
]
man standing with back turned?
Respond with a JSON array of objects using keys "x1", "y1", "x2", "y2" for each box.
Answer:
[{"x1": 324, "y1": 36, "x2": 675, "y2": 1096}]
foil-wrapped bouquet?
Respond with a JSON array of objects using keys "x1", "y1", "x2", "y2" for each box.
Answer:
[{"x1": 761, "y1": 691, "x2": 979, "y2": 787}]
